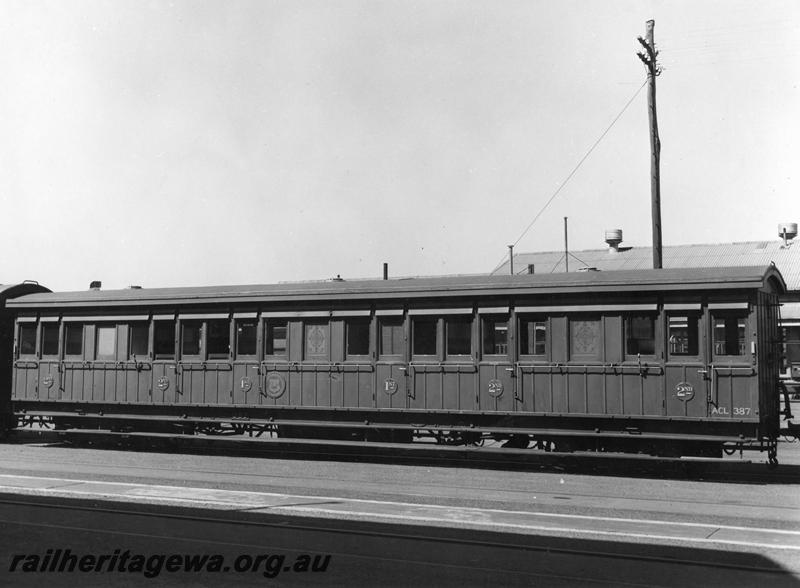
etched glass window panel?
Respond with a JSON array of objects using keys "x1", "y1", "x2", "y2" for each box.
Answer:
[
  {"x1": 305, "y1": 322, "x2": 329, "y2": 360},
  {"x1": 571, "y1": 318, "x2": 601, "y2": 359}
]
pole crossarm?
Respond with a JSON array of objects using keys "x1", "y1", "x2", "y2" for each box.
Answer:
[{"x1": 636, "y1": 37, "x2": 661, "y2": 76}]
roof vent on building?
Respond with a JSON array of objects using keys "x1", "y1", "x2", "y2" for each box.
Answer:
[
  {"x1": 605, "y1": 229, "x2": 623, "y2": 253},
  {"x1": 778, "y1": 222, "x2": 797, "y2": 247},
  {"x1": 89, "y1": 281, "x2": 102, "y2": 290}
]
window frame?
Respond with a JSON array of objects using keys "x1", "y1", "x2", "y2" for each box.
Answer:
[
  {"x1": 205, "y1": 319, "x2": 231, "y2": 360},
  {"x1": 666, "y1": 312, "x2": 701, "y2": 360},
  {"x1": 445, "y1": 316, "x2": 472, "y2": 360},
  {"x1": 623, "y1": 313, "x2": 658, "y2": 358},
  {"x1": 40, "y1": 322, "x2": 60, "y2": 358},
  {"x1": 264, "y1": 318, "x2": 289, "y2": 360},
  {"x1": 95, "y1": 324, "x2": 118, "y2": 361},
  {"x1": 64, "y1": 323, "x2": 85, "y2": 359},
  {"x1": 378, "y1": 316, "x2": 405, "y2": 360},
  {"x1": 235, "y1": 319, "x2": 258, "y2": 360},
  {"x1": 481, "y1": 315, "x2": 509, "y2": 358},
  {"x1": 345, "y1": 317, "x2": 371, "y2": 361},
  {"x1": 711, "y1": 311, "x2": 750, "y2": 359},
  {"x1": 128, "y1": 322, "x2": 150, "y2": 360},
  {"x1": 153, "y1": 320, "x2": 176, "y2": 360},
  {"x1": 518, "y1": 315, "x2": 549, "y2": 360},
  {"x1": 411, "y1": 317, "x2": 439, "y2": 361},
  {"x1": 17, "y1": 322, "x2": 37, "y2": 358},
  {"x1": 180, "y1": 320, "x2": 203, "y2": 360}
]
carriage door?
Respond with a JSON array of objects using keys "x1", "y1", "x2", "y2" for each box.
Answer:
[
  {"x1": 478, "y1": 310, "x2": 515, "y2": 412},
  {"x1": 375, "y1": 312, "x2": 407, "y2": 409},
  {"x1": 151, "y1": 318, "x2": 177, "y2": 403},
  {"x1": 664, "y1": 309, "x2": 707, "y2": 418},
  {"x1": 37, "y1": 318, "x2": 62, "y2": 401},
  {"x1": 709, "y1": 305, "x2": 753, "y2": 420},
  {"x1": 232, "y1": 315, "x2": 259, "y2": 405}
]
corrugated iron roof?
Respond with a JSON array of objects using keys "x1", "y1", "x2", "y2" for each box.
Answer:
[
  {"x1": 496, "y1": 240, "x2": 800, "y2": 291},
  {"x1": 7, "y1": 266, "x2": 783, "y2": 309}
]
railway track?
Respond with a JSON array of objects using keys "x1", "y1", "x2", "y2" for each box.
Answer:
[{"x1": 8, "y1": 427, "x2": 800, "y2": 485}]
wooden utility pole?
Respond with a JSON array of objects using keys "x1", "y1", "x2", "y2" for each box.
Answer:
[
  {"x1": 637, "y1": 19, "x2": 663, "y2": 269},
  {"x1": 563, "y1": 217, "x2": 569, "y2": 273}
]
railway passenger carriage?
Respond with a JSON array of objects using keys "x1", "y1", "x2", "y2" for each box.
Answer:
[
  {"x1": 0, "y1": 281, "x2": 52, "y2": 430},
  {"x1": 6, "y1": 266, "x2": 788, "y2": 462}
]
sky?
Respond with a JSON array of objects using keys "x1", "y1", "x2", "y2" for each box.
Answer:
[{"x1": 1, "y1": 0, "x2": 797, "y2": 290}]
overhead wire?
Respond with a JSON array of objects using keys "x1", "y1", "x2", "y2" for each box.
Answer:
[{"x1": 490, "y1": 77, "x2": 648, "y2": 275}]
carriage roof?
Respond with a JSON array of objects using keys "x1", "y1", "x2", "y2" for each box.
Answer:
[{"x1": 6, "y1": 266, "x2": 785, "y2": 309}]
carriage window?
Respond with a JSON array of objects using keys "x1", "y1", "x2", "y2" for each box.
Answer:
[
  {"x1": 181, "y1": 321, "x2": 202, "y2": 357},
  {"x1": 154, "y1": 321, "x2": 175, "y2": 359},
  {"x1": 625, "y1": 314, "x2": 656, "y2": 355},
  {"x1": 65, "y1": 323, "x2": 84, "y2": 357},
  {"x1": 668, "y1": 315, "x2": 699, "y2": 357},
  {"x1": 446, "y1": 317, "x2": 472, "y2": 356},
  {"x1": 96, "y1": 325, "x2": 116, "y2": 360},
  {"x1": 380, "y1": 317, "x2": 404, "y2": 357},
  {"x1": 713, "y1": 313, "x2": 747, "y2": 356},
  {"x1": 207, "y1": 320, "x2": 230, "y2": 359},
  {"x1": 412, "y1": 318, "x2": 437, "y2": 356},
  {"x1": 305, "y1": 321, "x2": 329, "y2": 360},
  {"x1": 782, "y1": 326, "x2": 800, "y2": 375},
  {"x1": 519, "y1": 317, "x2": 547, "y2": 356},
  {"x1": 129, "y1": 323, "x2": 149, "y2": 358},
  {"x1": 18, "y1": 324, "x2": 36, "y2": 356},
  {"x1": 346, "y1": 319, "x2": 370, "y2": 357},
  {"x1": 265, "y1": 320, "x2": 288, "y2": 357},
  {"x1": 236, "y1": 320, "x2": 257, "y2": 357},
  {"x1": 570, "y1": 317, "x2": 601, "y2": 359},
  {"x1": 41, "y1": 323, "x2": 59, "y2": 357},
  {"x1": 482, "y1": 316, "x2": 508, "y2": 355}
]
